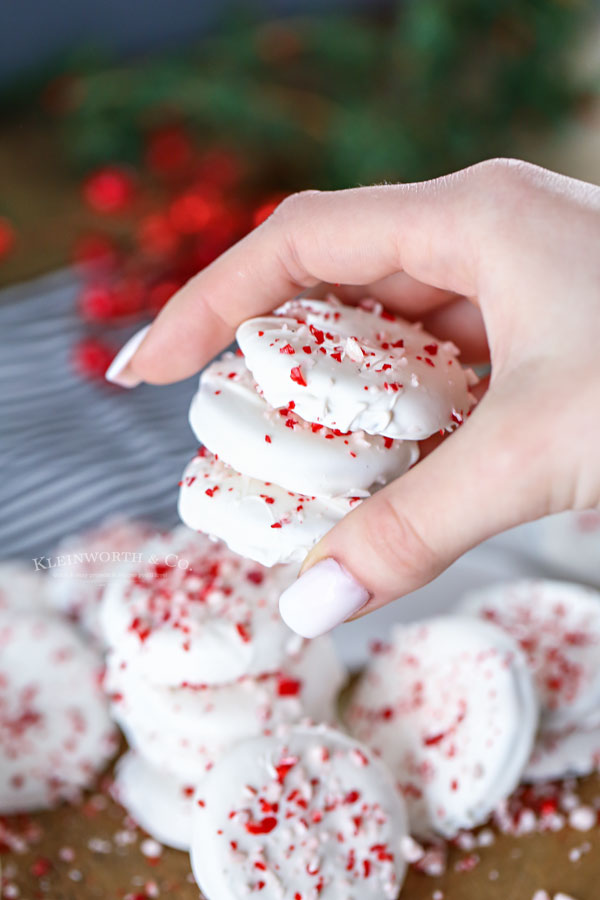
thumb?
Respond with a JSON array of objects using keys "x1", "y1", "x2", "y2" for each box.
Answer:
[{"x1": 279, "y1": 392, "x2": 551, "y2": 637}]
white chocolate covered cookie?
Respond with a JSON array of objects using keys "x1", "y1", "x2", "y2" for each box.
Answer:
[
  {"x1": 236, "y1": 296, "x2": 476, "y2": 440},
  {"x1": 0, "y1": 611, "x2": 118, "y2": 813},
  {"x1": 191, "y1": 725, "x2": 408, "y2": 900},
  {"x1": 106, "y1": 636, "x2": 345, "y2": 780},
  {"x1": 100, "y1": 528, "x2": 301, "y2": 686},
  {"x1": 189, "y1": 353, "x2": 418, "y2": 497},
  {"x1": 459, "y1": 579, "x2": 600, "y2": 733},
  {"x1": 178, "y1": 449, "x2": 366, "y2": 567},
  {"x1": 48, "y1": 517, "x2": 154, "y2": 641},
  {"x1": 113, "y1": 750, "x2": 195, "y2": 850},
  {"x1": 345, "y1": 617, "x2": 538, "y2": 838}
]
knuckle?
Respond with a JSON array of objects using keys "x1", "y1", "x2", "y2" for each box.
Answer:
[
  {"x1": 269, "y1": 190, "x2": 322, "y2": 227},
  {"x1": 269, "y1": 190, "x2": 323, "y2": 289},
  {"x1": 464, "y1": 158, "x2": 546, "y2": 245},
  {"x1": 363, "y1": 493, "x2": 442, "y2": 590}
]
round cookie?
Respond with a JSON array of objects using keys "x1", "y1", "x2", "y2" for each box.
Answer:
[
  {"x1": 191, "y1": 725, "x2": 408, "y2": 900},
  {"x1": 106, "y1": 636, "x2": 346, "y2": 781},
  {"x1": 113, "y1": 751, "x2": 195, "y2": 850},
  {"x1": 458, "y1": 579, "x2": 600, "y2": 732},
  {"x1": 0, "y1": 610, "x2": 118, "y2": 813},
  {"x1": 524, "y1": 725, "x2": 600, "y2": 783},
  {"x1": 100, "y1": 527, "x2": 302, "y2": 686},
  {"x1": 178, "y1": 449, "x2": 366, "y2": 567},
  {"x1": 48, "y1": 517, "x2": 154, "y2": 641},
  {"x1": 190, "y1": 353, "x2": 419, "y2": 497},
  {"x1": 236, "y1": 296, "x2": 477, "y2": 440},
  {"x1": 345, "y1": 616, "x2": 538, "y2": 838}
]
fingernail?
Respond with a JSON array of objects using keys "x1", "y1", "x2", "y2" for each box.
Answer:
[
  {"x1": 105, "y1": 325, "x2": 151, "y2": 388},
  {"x1": 279, "y1": 558, "x2": 370, "y2": 638}
]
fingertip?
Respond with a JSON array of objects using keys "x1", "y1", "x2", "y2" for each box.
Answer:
[
  {"x1": 279, "y1": 558, "x2": 370, "y2": 637},
  {"x1": 105, "y1": 324, "x2": 151, "y2": 388}
]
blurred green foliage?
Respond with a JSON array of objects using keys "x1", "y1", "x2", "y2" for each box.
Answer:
[{"x1": 6, "y1": 0, "x2": 598, "y2": 187}]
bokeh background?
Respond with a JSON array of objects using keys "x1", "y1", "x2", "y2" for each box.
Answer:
[
  {"x1": 1, "y1": 0, "x2": 599, "y2": 293},
  {"x1": 0, "y1": 0, "x2": 599, "y2": 560}
]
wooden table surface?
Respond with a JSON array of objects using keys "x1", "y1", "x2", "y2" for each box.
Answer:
[
  {"x1": 2, "y1": 750, "x2": 600, "y2": 900},
  {"x1": 2, "y1": 63, "x2": 600, "y2": 898}
]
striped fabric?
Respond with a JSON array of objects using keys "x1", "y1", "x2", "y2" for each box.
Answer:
[{"x1": 0, "y1": 270, "x2": 198, "y2": 561}]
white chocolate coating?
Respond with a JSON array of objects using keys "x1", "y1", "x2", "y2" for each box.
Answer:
[
  {"x1": 524, "y1": 725, "x2": 600, "y2": 782},
  {"x1": 106, "y1": 637, "x2": 346, "y2": 781},
  {"x1": 0, "y1": 611, "x2": 118, "y2": 813},
  {"x1": 178, "y1": 449, "x2": 366, "y2": 567},
  {"x1": 100, "y1": 527, "x2": 301, "y2": 686},
  {"x1": 459, "y1": 579, "x2": 600, "y2": 732},
  {"x1": 236, "y1": 296, "x2": 477, "y2": 440},
  {"x1": 47, "y1": 517, "x2": 154, "y2": 641},
  {"x1": 345, "y1": 617, "x2": 538, "y2": 838},
  {"x1": 190, "y1": 353, "x2": 419, "y2": 497},
  {"x1": 191, "y1": 725, "x2": 408, "y2": 900},
  {"x1": 113, "y1": 751, "x2": 194, "y2": 850}
]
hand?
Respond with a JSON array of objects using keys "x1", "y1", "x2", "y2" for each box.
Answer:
[{"x1": 107, "y1": 159, "x2": 600, "y2": 636}]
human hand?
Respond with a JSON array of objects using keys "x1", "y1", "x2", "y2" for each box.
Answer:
[{"x1": 106, "y1": 159, "x2": 600, "y2": 636}]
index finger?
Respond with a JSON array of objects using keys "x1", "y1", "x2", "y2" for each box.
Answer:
[{"x1": 129, "y1": 174, "x2": 482, "y2": 385}]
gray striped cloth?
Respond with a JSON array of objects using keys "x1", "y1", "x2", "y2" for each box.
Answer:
[{"x1": 0, "y1": 269, "x2": 198, "y2": 561}]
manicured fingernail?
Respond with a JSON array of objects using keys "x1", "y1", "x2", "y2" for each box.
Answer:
[
  {"x1": 279, "y1": 558, "x2": 370, "y2": 638},
  {"x1": 105, "y1": 325, "x2": 151, "y2": 388}
]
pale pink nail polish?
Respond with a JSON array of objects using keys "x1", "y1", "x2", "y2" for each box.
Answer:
[
  {"x1": 105, "y1": 325, "x2": 151, "y2": 388},
  {"x1": 279, "y1": 559, "x2": 370, "y2": 638}
]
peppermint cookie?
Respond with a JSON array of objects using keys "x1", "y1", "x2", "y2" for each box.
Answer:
[
  {"x1": 106, "y1": 636, "x2": 345, "y2": 780},
  {"x1": 189, "y1": 353, "x2": 418, "y2": 497},
  {"x1": 191, "y1": 725, "x2": 408, "y2": 900},
  {"x1": 0, "y1": 611, "x2": 118, "y2": 813},
  {"x1": 113, "y1": 751, "x2": 195, "y2": 850},
  {"x1": 236, "y1": 296, "x2": 477, "y2": 440},
  {"x1": 459, "y1": 579, "x2": 600, "y2": 732},
  {"x1": 345, "y1": 617, "x2": 537, "y2": 838},
  {"x1": 100, "y1": 528, "x2": 301, "y2": 686},
  {"x1": 47, "y1": 517, "x2": 154, "y2": 641},
  {"x1": 178, "y1": 449, "x2": 366, "y2": 567}
]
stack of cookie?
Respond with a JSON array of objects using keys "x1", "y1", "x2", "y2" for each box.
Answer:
[
  {"x1": 99, "y1": 527, "x2": 345, "y2": 849},
  {"x1": 178, "y1": 295, "x2": 477, "y2": 567},
  {"x1": 0, "y1": 563, "x2": 118, "y2": 814}
]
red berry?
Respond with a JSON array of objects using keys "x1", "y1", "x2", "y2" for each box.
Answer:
[
  {"x1": 83, "y1": 166, "x2": 136, "y2": 214},
  {"x1": 169, "y1": 191, "x2": 216, "y2": 234},
  {"x1": 0, "y1": 217, "x2": 16, "y2": 259},
  {"x1": 72, "y1": 338, "x2": 116, "y2": 380},
  {"x1": 78, "y1": 284, "x2": 116, "y2": 321},
  {"x1": 146, "y1": 126, "x2": 194, "y2": 174}
]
